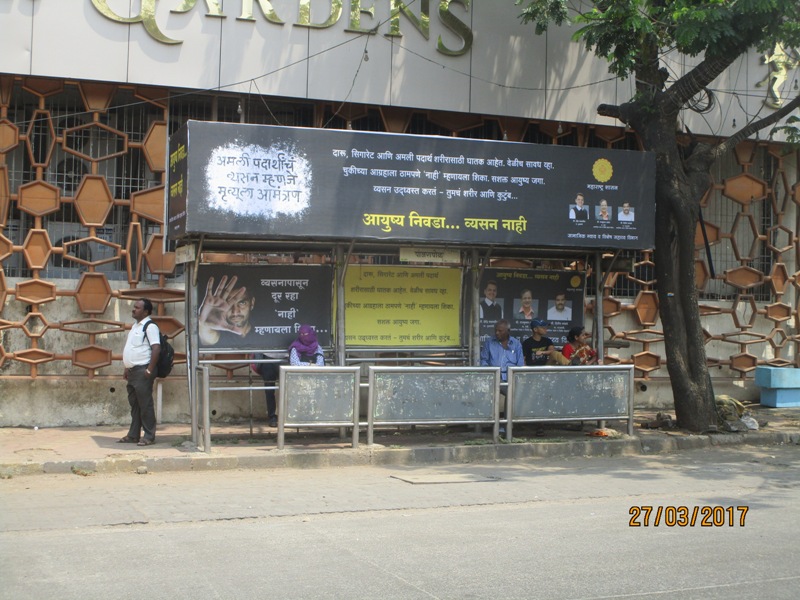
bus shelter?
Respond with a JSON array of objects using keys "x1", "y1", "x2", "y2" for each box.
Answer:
[{"x1": 168, "y1": 121, "x2": 655, "y2": 450}]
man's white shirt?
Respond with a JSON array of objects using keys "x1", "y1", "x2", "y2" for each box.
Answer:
[{"x1": 123, "y1": 317, "x2": 159, "y2": 368}]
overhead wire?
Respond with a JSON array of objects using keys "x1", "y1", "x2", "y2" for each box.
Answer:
[{"x1": 5, "y1": 4, "x2": 796, "y2": 133}]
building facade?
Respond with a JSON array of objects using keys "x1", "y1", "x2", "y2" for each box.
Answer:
[{"x1": 0, "y1": 0, "x2": 797, "y2": 426}]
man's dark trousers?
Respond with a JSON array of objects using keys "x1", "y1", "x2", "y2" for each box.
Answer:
[{"x1": 126, "y1": 365, "x2": 156, "y2": 441}]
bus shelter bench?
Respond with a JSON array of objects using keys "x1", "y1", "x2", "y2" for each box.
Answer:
[
  {"x1": 367, "y1": 366, "x2": 502, "y2": 445},
  {"x1": 506, "y1": 365, "x2": 635, "y2": 440}
]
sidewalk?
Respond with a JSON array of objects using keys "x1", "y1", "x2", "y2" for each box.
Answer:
[{"x1": 1, "y1": 404, "x2": 798, "y2": 477}]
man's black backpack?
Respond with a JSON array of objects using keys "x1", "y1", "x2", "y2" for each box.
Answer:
[{"x1": 143, "y1": 321, "x2": 174, "y2": 378}]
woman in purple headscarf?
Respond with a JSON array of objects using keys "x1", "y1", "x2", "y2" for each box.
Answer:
[{"x1": 288, "y1": 324, "x2": 325, "y2": 366}]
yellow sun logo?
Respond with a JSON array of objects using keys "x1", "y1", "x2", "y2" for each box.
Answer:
[
  {"x1": 593, "y1": 158, "x2": 613, "y2": 183},
  {"x1": 570, "y1": 276, "x2": 582, "y2": 288}
]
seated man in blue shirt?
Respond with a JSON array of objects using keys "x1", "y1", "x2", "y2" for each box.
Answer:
[
  {"x1": 480, "y1": 319, "x2": 524, "y2": 382},
  {"x1": 480, "y1": 320, "x2": 523, "y2": 432}
]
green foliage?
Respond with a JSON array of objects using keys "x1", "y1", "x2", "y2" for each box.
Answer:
[
  {"x1": 516, "y1": 0, "x2": 800, "y2": 80},
  {"x1": 515, "y1": 0, "x2": 569, "y2": 35},
  {"x1": 573, "y1": 1, "x2": 660, "y2": 78},
  {"x1": 774, "y1": 115, "x2": 800, "y2": 145}
]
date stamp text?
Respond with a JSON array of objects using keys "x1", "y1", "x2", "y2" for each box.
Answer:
[{"x1": 629, "y1": 505, "x2": 749, "y2": 527}]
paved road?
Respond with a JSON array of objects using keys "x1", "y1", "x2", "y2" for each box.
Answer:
[{"x1": 2, "y1": 446, "x2": 798, "y2": 599}]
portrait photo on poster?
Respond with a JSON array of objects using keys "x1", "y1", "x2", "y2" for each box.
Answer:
[
  {"x1": 595, "y1": 199, "x2": 611, "y2": 222},
  {"x1": 618, "y1": 202, "x2": 635, "y2": 222},
  {"x1": 479, "y1": 279, "x2": 504, "y2": 321},
  {"x1": 512, "y1": 289, "x2": 538, "y2": 321},
  {"x1": 546, "y1": 292, "x2": 573, "y2": 322},
  {"x1": 569, "y1": 192, "x2": 589, "y2": 221}
]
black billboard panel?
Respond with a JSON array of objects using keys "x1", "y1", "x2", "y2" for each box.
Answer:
[{"x1": 169, "y1": 121, "x2": 655, "y2": 250}]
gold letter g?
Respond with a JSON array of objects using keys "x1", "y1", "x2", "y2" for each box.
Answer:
[{"x1": 91, "y1": 0, "x2": 184, "y2": 45}]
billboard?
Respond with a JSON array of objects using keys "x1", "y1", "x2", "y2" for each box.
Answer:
[
  {"x1": 196, "y1": 264, "x2": 333, "y2": 351},
  {"x1": 344, "y1": 266, "x2": 462, "y2": 347},
  {"x1": 478, "y1": 269, "x2": 586, "y2": 346},
  {"x1": 168, "y1": 121, "x2": 655, "y2": 250}
]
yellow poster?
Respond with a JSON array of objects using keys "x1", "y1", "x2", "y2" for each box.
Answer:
[{"x1": 344, "y1": 266, "x2": 462, "y2": 346}]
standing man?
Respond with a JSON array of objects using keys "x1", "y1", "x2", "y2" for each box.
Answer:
[
  {"x1": 547, "y1": 293, "x2": 573, "y2": 321},
  {"x1": 479, "y1": 280, "x2": 503, "y2": 320},
  {"x1": 480, "y1": 319, "x2": 523, "y2": 382},
  {"x1": 120, "y1": 298, "x2": 160, "y2": 446}
]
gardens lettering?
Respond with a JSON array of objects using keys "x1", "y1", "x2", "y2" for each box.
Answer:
[{"x1": 91, "y1": 1, "x2": 473, "y2": 56}]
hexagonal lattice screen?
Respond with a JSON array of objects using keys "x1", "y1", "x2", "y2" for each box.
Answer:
[
  {"x1": 0, "y1": 119, "x2": 20, "y2": 153},
  {"x1": 0, "y1": 232, "x2": 13, "y2": 262},
  {"x1": 0, "y1": 79, "x2": 797, "y2": 385},
  {"x1": 722, "y1": 173, "x2": 767, "y2": 205},
  {"x1": 64, "y1": 122, "x2": 128, "y2": 162},
  {"x1": 74, "y1": 176, "x2": 114, "y2": 226},
  {"x1": 75, "y1": 273, "x2": 113, "y2": 314},
  {"x1": 21, "y1": 312, "x2": 50, "y2": 338},
  {"x1": 632, "y1": 291, "x2": 659, "y2": 327},
  {"x1": 25, "y1": 110, "x2": 55, "y2": 168},
  {"x1": 18, "y1": 181, "x2": 60, "y2": 216},
  {"x1": 22, "y1": 229, "x2": 53, "y2": 270},
  {"x1": 72, "y1": 345, "x2": 113, "y2": 370},
  {"x1": 16, "y1": 279, "x2": 57, "y2": 305},
  {"x1": 724, "y1": 266, "x2": 765, "y2": 290}
]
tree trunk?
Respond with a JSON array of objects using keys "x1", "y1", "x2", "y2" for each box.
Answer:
[{"x1": 640, "y1": 113, "x2": 719, "y2": 432}]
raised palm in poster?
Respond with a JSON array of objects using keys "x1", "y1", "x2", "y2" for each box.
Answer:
[{"x1": 197, "y1": 264, "x2": 333, "y2": 350}]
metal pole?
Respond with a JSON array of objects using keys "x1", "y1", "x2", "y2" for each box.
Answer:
[
  {"x1": 248, "y1": 367, "x2": 253, "y2": 438},
  {"x1": 595, "y1": 251, "x2": 606, "y2": 429},
  {"x1": 336, "y1": 244, "x2": 348, "y2": 367},
  {"x1": 186, "y1": 260, "x2": 198, "y2": 444},
  {"x1": 277, "y1": 367, "x2": 286, "y2": 450},
  {"x1": 470, "y1": 248, "x2": 480, "y2": 366},
  {"x1": 595, "y1": 251, "x2": 604, "y2": 358},
  {"x1": 202, "y1": 366, "x2": 211, "y2": 452}
]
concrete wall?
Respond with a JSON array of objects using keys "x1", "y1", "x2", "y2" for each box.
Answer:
[
  {"x1": 1, "y1": 274, "x2": 795, "y2": 426},
  {"x1": 0, "y1": 361, "x2": 764, "y2": 427}
]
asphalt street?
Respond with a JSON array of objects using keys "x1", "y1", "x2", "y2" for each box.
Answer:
[{"x1": 2, "y1": 445, "x2": 798, "y2": 600}]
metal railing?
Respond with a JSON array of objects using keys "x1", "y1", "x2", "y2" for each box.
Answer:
[{"x1": 192, "y1": 364, "x2": 634, "y2": 452}]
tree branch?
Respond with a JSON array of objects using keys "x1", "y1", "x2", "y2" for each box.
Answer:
[
  {"x1": 664, "y1": 53, "x2": 743, "y2": 115},
  {"x1": 597, "y1": 104, "x2": 621, "y2": 119},
  {"x1": 714, "y1": 94, "x2": 800, "y2": 159}
]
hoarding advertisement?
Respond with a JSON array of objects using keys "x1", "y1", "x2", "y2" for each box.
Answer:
[
  {"x1": 169, "y1": 121, "x2": 655, "y2": 249},
  {"x1": 478, "y1": 269, "x2": 586, "y2": 345},
  {"x1": 167, "y1": 125, "x2": 188, "y2": 238},
  {"x1": 196, "y1": 264, "x2": 333, "y2": 351},
  {"x1": 344, "y1": 266, "x2": 462, "y2": 347}
]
